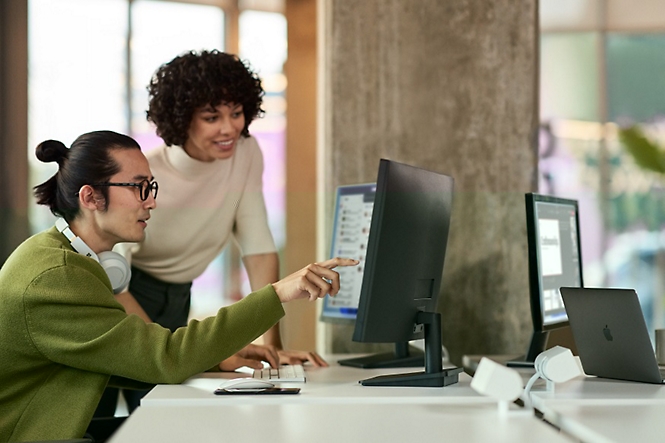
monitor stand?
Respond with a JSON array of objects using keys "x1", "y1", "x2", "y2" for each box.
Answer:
[
  {"x1": 358, "y1": 312, "x2": 463, "y2": 387},
  {"x1": 337, "y1": 342, "x2": 424, "y2": 369},
  {"x1": 506, "y1": 330, "x2": 549, "y2": 368}
]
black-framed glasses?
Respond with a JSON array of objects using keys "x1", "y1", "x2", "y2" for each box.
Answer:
[{"x1": 91, "y1": 179, "x2": 159, "y2": 201}]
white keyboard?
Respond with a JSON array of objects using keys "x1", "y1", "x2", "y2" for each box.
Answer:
[{"x1": 252, "y1": 364, "x2": 306, "y2": 383}]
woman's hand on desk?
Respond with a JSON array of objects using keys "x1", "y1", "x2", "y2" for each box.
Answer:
[
  {"x1": 278, "y1": 349, "x2": 328, "y2": 367},
  {"x1": 217, "y1": 344, "x2": 279, "y2": 371},
  {"x1": 272, "y1": 257, "x2": 359, "y2": 303}
]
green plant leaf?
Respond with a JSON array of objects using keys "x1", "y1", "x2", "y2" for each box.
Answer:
[{"x1": 619, "y1": 126, "x2": 665, "y2": 175}]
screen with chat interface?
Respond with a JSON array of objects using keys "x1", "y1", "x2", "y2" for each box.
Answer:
[{"x1": 320, "y1": 183, "x2": 376, "y2": 322}]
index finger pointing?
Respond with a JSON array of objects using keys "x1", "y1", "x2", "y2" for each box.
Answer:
[{"x1": 316, "y1": 257, "x2": 359, "y2": 269}]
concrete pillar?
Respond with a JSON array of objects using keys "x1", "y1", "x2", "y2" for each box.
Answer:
[{"x1": 318, "y1": 0, "x2": 539, "y2": 365}]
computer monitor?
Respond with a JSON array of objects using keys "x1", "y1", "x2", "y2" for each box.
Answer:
[
  {"x1": 321, "y1": 183, "x2": 425, "y2": 368},
  {"x1": 348, "y1": 159, "x2": 462, "y2": 387},
  {"x1": 508, "y1": 193, "x2": 583, "y2": 368}
]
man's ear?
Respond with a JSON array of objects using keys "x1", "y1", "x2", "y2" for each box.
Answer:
[{"x1": 78, "y1": 185, "x2": 106, "y2": 211}]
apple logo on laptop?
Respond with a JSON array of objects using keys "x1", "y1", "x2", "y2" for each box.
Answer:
[{"x1": 603, "y1": 325, "x2": 614, "y2": 341}]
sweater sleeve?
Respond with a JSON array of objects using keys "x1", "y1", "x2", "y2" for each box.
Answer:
[
  {"x1": 23, "y1": 262, "x2": 284, "y2": 384},
  {"x1": 232, "y1": 138, "x2": 277, "y2": 256}
]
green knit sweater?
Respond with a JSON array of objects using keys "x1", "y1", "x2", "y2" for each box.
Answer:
[{"x1": 0, "y1": 227, "x2": 285, "y2": 442}]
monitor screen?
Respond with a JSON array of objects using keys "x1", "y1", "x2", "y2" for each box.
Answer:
[
  {"x1": 528, "y1": 193, "x2": 583, "y2": 330},
  {"x1": 345, "y1": 159, "x2": 462, "y2": 387},
  {"x1": 508, "y1": 193, "x2": 583, "y2": 368},
  {"x1": 320, "y1": 183, "x2": 376, "y2": 323}
]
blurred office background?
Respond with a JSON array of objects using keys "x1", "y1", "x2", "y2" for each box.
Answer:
[
  {"x1": 26, "y1": 0, "x2": 288, "y2": 322},
  {"x1": 539, "y1": 0, "x2": 665, "y2": 336},
  {"x1": 2, "y1": 0, "x2": 665, "y2": 360}
]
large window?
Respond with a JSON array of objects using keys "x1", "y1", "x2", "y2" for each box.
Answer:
[
  {"x1": 130, "y1": 1, "x2": 226, "y2": 151},
  {"x1": 28, "y1": 0, "x2": 286, "y2": 319},
  {"x1": 540, "y1": 0, "x2": 665, "y2": 334},
  {"x1": 28, "y1": 0, "x2": 129, "y2": 231}
]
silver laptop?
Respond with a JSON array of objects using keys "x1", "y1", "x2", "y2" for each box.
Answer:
[{"x1": 560, "y1": 287, "x2": 665, "y2": 384}]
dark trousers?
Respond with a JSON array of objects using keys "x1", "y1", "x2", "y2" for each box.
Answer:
[
  {"x1": 127, "y1": 266, "x2": 193, "y2": 331},
  {"x1": 95, "y1": 266, "x2": 193, "y2": 415}
]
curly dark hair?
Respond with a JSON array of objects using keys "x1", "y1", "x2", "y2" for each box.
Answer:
[{"x1": 146, "y1": 50, "x2": 265, "y2": 147}]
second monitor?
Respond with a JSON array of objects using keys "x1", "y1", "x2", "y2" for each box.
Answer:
[{"x1": 508, "y1": 193, "x2": 584, "y2": 368}]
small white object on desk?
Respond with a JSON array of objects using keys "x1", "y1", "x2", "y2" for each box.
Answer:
[
  {"x1": 470, "y1": 357, "x2": 526, "y2": 416},
  {"x1": 523, "y1": 346, "x2": 582, "y2": 409}
]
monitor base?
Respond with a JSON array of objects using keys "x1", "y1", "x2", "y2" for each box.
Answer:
[
  {"x1": 506, "y1": 356, "x2": 535, "y2": 368},
  {"x1": 360, "y1": 367, "x2": 463, "y2": 387},
  {"x1": 358, "y1": 312, "x2": 459, "y2": 388},
  {"x1": 338, "y1": 346, "x2": 424, "y2": 369}
]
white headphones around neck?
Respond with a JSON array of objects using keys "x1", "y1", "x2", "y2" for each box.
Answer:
[{"x1": 55, "y1": 217, "x2": 131, "y2": 294}]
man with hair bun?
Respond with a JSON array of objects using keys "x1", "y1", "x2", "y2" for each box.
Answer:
[{"x1": 0, "y1": 130, "x2": 356, "y2": 442}]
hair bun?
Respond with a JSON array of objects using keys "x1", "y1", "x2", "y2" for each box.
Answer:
[{"x1": 35, "y1": 140, "x2": 69, "y2": 165}]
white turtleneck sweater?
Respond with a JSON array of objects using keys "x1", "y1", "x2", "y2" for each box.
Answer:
[{"x1": 119, "y1": 136, "x2": 276, "y2": 284}]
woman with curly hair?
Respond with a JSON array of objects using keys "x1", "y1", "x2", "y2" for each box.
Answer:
[{"x1": 111, "y1": 50, "x2": 326, "y2": 412}]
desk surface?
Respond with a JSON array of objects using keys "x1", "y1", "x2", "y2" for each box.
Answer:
[
  {"x1": 529, "y1": 374, "x2": 665, "y2": 443},
  {"x1": 107, "y1": 358, "x2": 587, "y2": 443},
  {"x1": 109, "y1": 401, "x2": 571, "y2": 443},
  {"x1": 537, "y1": 402, "x2": 665, "y2": 443},
  {"x1": 141, "y1": 362, "x2": 497, "y2": 407},
  {"x1": 531, "y1": 375, "x2": 665, "y2": 404}
]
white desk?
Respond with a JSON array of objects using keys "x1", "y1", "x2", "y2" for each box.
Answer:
[
  {"x1": 530, "y1": 375, "x2": 665, "y2": 404},
  {"x1": 108, "y1": 401, "x2": 571, "y2": 443},
  {"x1": 141, "y1": 363, "x2": 498, "y2": 407},
  {"x1": 535, "y1": 402, "x2": 665, "y2": 443},
  {"x1": 530, "y1": 375, "x2": 665, "y2": 443},
  {"x1": 106, "y1": 358, "x2": 586, "y2": 442},
  {"x1": 106, "y1": 359, "x2": 575, "y2": 442}
]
